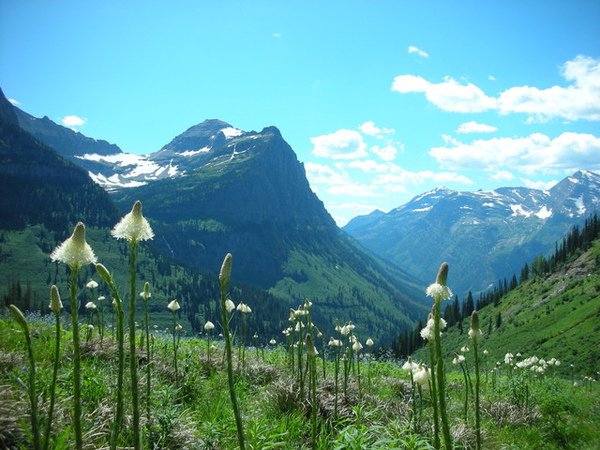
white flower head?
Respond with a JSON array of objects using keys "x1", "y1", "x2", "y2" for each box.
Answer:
[
  {"x1": 85, "y1": 301, "x2": 97, "y2": 310},
  {"x1": 86, "y1": 280, "x2": 98, "y2": 289},
  {"x1": 425, "y1": 283, "x2": 453, "y2": 301},
  {"x1": 50, "y1": 222, "x2": 97, "y2": 269},
  {"x1": 453, "y1": 354, "x2": 466, "y2": 365},
  {"x1": 461, "y1": 345, "x2": 470, "y2": 353},
  {"x1": 49, "y1": 285, "x2": 63, "y2": 314},
  {"x1": 225, "y1": 299, "x2": 235, "y2": 313},
  {"x1": 413, "y1": 364, "x2": 431, "y2": 386},
  {"x1": 269, "y1": 339, "x2": 276, "y2": 345},
  {"x1": 97, "y1": 296, "x2": 105, "y2": 301},
  {"x1": 483, "y1": 349, "x2": 489, "y2": 355},
  {"x1": 402, "y1": 359, "x2": 417, "y2": 372},
  {"x1": 175, "y1": 323, "x2": 183, "y2": 331},
  {"x1": 167, "y1": 299, "x2": 181, "y2": 312},
  {"x1": 237, "y1": 303, "x2": 252, "y2": 314},
  {"x1": 87, "y1": 324, "x2": 94, "y2": 331},
  {"x1": 468, "y1": 328, "x2": 482, "y2": 339},
  {"x1": 352, "y1": 341, "x2": 363, "y2": 352},
  {"x1": 504, "y1": 353, "x2": 514, "y2": 365},
  {"x1": 366, "y1": 338, "x2": 374, "y2": 347},
  {"x1": 328, "y1": 338, "x2": 342, "y2": 347},
  {"x1": 111, "y1": 200, "x2": 154, "y2": 242},
  {"x1": 204, "y1": 321, "x2": 215, "y2": 331},
  {"x1": 140, "y1": 282, "x2": 151, "y2": 301}
]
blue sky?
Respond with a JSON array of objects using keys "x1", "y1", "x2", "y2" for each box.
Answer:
[{"x1": 2, "y1": 1, "x2": 600, "y2": 225}]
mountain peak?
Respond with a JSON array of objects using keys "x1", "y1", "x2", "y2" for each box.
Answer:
[
  {"x1": 0, "y1": 87, "x2": 19, "y2": 126},
  {"x1": 159, "y1": 119, "x2": 244, "y2": 153}
]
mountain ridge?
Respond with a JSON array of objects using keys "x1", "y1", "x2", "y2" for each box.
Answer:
[{"x1": 344, "y1": 171, "x2": 600, "y2": 295}]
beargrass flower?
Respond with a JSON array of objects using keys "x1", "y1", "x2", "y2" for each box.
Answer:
[
  {"x1": 225, "y1": 299, "x2": 235, "y2": 313},
  {"x1": 269, "y1": 339, "x2": 276, "y2": 345},
  {"x1": 425, "y1": 263, "x2": 452, "y2": 301},
  {"x1": 204, "y1": 321, "x2": 215, "y2": 331},
  {"x1": 366, "y1": 338, "x2": 374, "y2": 347},
  {"x1": 97, "y1": 296, "x2": 105, "y2": 301},
  {"x1": 85, "y1": 301, "x2": 97, "y2": 310},
  {"x1": 167, "y1": 299, "x2": 181, "y2": 312},
  {"x1": 413, "y1": 364, "x2": 431, "y2": 386},
  {"x1": 461, "y1": 345, "x2": 470, "y2": 353},
  {"x1": 175, "y1": 323, "x2": 182, "y2": 332},
  {"x1": 453, "y1": 354, "x2": 466, "y2": 365},
  {"x1": 352, "y1": 341, "x2": 363, "y2": 352},
  {"x1": 50, "y1": 222, "x2": 97, "y2": 269},
  {"x1": 49, "y1": 285, "x2": 63, "y2": 314},
  {"x1": 86, "y1": 280, "x2": 98, "y2": 289},
  {"x1": 111, "y1": 200, "x2": 154, "y2": 242}
]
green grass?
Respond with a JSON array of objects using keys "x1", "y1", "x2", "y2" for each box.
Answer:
[
  {"x1": 414, "y1": 240, "x2": 600, "y2": 377},
  {"x1": 1, "y1": 312, "x2": 599, "y2": 449}
]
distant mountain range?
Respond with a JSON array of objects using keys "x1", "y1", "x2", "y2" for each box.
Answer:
[
  {"x1": 5, "y1": 95, "x2": 428, "y2": 340},
  {"x1": 344, "y1": 170, "x2": 600, "y2": 295}
]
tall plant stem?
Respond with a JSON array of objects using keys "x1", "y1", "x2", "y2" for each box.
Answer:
[
  {"x1": 69, "y1": 268, "x2": 83, "y2": 450},
  {"x1": 428, "y1": 341, "x2": 440, "y2": 449},
  {"x1": 144, "y1": 299, "x2": 151, "y2": 424},
  {"x1": 43, "y1": 312, "x2": 61, "y2": 450},
  {"x1": 220, "y1": 266, "x2": 245, "y2": 450},
  {"x1": 473, "y1": 337, "x2": 481, "y2": 450},
  {"x1": 433, "y1": 300, "x2": 452, "y2": 450},
  {"x1": 128, "y1": 241, "x2": 141, "y2": 450}
]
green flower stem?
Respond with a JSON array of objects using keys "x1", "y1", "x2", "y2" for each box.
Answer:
[
  {"x1": 460, "y1": 363, "x2": 469, "y2": 420},
  {"x1": 433, "y1": 299, "x2": 452, "y2": 450},
  {"x1": 172, "y1": 311, "x2": 178, "y2": 382},
  {"x1": 472, "y1": 336, "x2": 481, "y2": 450},
  {"x1": 143, "y1": 298, "x2": 151, "y2": 424},
  {"x1": 409, "y1": 366, "x2": 417, "y2": 432},
  {"x1": 334, "y1": 346, "x2": 340, "y2": 420},
  {"x1": 310, "y1": 352, "x2": 317, "y2": 447},
  {"x1": 207, "y1": 333, "x2": 211, "y2": 369},
  {"x1": 428, "y1": 341, "x2": 440, "y2": 449},
  {"x1": 9, "y1": 305, "x2": 40, "y2": 450},
  {"x1": 43, "y1": 311, "x2": 61, "y2": 450},
  {"x1": 128, "y1": 240, "x2": 141, "y2": 450},
  {"x1": 69, "y1": 268, "x2": 83, "y2": 450},
  {"x1": 219, "y1": 259, "x2": 245, "y2": 450}
]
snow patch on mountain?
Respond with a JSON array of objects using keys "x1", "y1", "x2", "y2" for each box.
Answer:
[
  {"x1": 535, "y1": 206, "x2": 552, "y2": 219},
  {"x1": 178, "y1": 146, "x2": 211, "y2": 157},
  {"x1": 221, "y1": 127, "x2": 243, "y2": 139},
  {"x1": 510, "y1": 204, "x2": 533, "y2": 218}
]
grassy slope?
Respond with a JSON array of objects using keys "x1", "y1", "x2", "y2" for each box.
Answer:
[
  {"x1": 415, "y1": 240, "x2": 600, "y2": 376},
  {"x1": 1, "y1": 313, "x2": 599, "y2": 449}
]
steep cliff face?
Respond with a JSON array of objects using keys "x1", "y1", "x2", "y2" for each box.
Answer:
[
  {"x1": 113, "y1": 125, "x2": 337, "y2": 286},
  {"x1": 0, "y1": 89, "x2": 118, "y2": 231}
]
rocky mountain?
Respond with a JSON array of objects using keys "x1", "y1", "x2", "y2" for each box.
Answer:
[
  {"x1": 111, "y1": 122, "x2": 428, "y2": 339},
  {"x1": 0, "y1": 88, "x2": 118, "y2": 231},
  {"x1": 9, "y1": 105, "x2": 428, "y2": 340},
  {"x1": 344, "y1": 171, "x2": 600, "y2": 296}
]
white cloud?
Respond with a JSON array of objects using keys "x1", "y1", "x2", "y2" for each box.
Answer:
[
  {"x1": 408, "y1": 45, "x2": 429, "y2": 58},
  {"x1": 62, "y1": 115, "x2": 86, "y2": 127},
  {"x1": 393, "y1": 56, "x2": 600, "y2": 121},
  {"x1": 305, "y1": 162, "x2": 378, "y2": 197},
  {"x1": 498, "y1": 56, "x2": 600, "y2": 121},
  {"x1": 456, "y1": 121, "x2": 497, "y2": 134},
  {"x1": 8, "y1": 98, "x2": 19, "y2": 105},
  {"x1": 491, "y1": 170, "x2": 515, "y2": 181},
  {"x1": 430, "y1": 132, "x2": 600, "y2": 174},
  {"x1": 358, "y1": 120, "x2": 395, "y2": 137},
  {"x1": 520, "y1": 178, "x2": 558, "y2": 190},
  {"x1": 347, "y1": 159, "x2": 391, "y2": 173},
  {"x1": 373, "y1": 169, "x2": 473, "y2": 193},
  {"x1": 371, "y1": 144, "x2": 398, "y2": 161},
  {"x1": 272, "y1": 32, "x2": 283, "y2": 38},
  {"x1": 391, "y1": 75, "x2": 496, "y2": 113},
  {"x1": 310, "y1": 129, "x2": 368, "y2": 160},
  {"x1": 488, "y1": 75, "x2": 496, "y2": 81}
]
